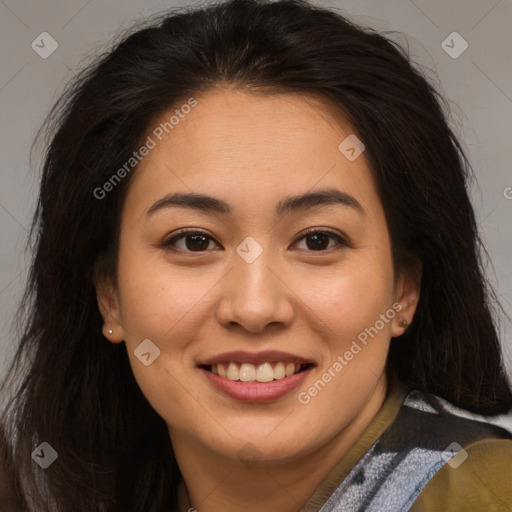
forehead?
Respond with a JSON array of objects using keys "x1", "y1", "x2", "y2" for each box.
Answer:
[
  {"x1": 124, "y1": 88, "x2": 380, "y2": 219},
  {"x1": 146, "y1": 88, "x2": 356, "y2": 164}
]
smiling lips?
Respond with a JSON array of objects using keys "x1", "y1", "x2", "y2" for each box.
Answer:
[{"x1": 200, "y1": 351, "x2": 315, "y2": 402}]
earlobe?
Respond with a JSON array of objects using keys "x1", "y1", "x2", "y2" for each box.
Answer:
[
  {"x1": 391, "y1": 262, "x2": 421, "y2": 338},
  {"x1": 95, "y1": 278, "x2": 125, "y2": 344}
]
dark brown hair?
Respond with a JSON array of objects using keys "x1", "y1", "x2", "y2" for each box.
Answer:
[{"x1": 1, "y1": 0, "x2": 511, "y2": 510}]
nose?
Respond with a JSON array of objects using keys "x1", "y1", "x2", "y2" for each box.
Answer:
[{"x1": 215, "y1": 247, "x2": 294, "y2": 333}]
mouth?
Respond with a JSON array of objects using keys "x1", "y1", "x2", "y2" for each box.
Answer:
[{"x1": 199, "y1": 351, "x2": 316, "y2": 402}]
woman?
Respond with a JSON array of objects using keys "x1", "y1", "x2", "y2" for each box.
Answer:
[{"x1": 1, "y1": 0, "x2": 511, "y2": 510}]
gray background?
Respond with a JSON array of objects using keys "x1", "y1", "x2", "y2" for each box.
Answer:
[{"x1": 1, "y1": 0, "x2": 511, "y2": 427}]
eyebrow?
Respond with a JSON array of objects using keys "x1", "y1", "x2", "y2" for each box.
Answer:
[{"x1": 146, "y1": 188, "x2": 364, "y2": 218}]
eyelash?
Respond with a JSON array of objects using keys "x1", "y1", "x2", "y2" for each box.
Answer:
[{"x1": 160, "y1": 227, "x2": 349, "y2": 254}]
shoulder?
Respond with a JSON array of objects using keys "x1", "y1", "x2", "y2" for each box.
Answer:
[
  {"x1": 374, "y1": 387, "x2": 512, "y2": 510},
  {"x1": 299, "y1": 385, "x2": 512, "y2": 511},
  {"x1": 410, "y1": 437, "x2": 512, "y2": 511},
  {"x1": 399, "y1": 389, "x2": 512, "y2": 511}
]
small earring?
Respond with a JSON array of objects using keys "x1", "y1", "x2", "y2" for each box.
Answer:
[
  {"x1": 108, "y1": 328, "x2": 113, "y2": 335},
  {"x1": 400, "y1": 320, "x2": 408, "y2": 329}
]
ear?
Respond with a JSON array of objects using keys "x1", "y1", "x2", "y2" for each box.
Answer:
[
  {"x1": 94, "y1": 265, "x2": 125, "y2": 344},
  {"x1": 391, "y1": 257, "x2": 422, "y2": 338}
]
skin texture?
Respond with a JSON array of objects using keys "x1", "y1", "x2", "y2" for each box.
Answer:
[{"x1": 96, "y1": 87, "x2": 420, "y2": 512}]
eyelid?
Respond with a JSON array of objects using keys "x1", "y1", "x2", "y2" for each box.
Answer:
[{"x1": 160, "y1": 227, "x2": 349, "y2": 252}]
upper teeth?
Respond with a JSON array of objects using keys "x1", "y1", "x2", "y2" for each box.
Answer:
[{"x1": 211, "y1": 362, "x2": 303, "y2": 382}]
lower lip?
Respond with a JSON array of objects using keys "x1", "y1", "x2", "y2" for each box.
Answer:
[{"x1": 201, "y1": 367, "x2": 314, "y2": 403}]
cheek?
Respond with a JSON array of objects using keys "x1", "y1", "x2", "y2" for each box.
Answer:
[
  {"x1": 116, "y1": 243, "x2": 213, "y2": 344},
  {"x1": 294, "y1": 255, "x2": 395, "y2": 343},
  {"x1": 296, "y1": 259, "x2": 394, "y2": 423},
  {"x1": 115, "y1": 252, "x2": 208, "y2": 423}
]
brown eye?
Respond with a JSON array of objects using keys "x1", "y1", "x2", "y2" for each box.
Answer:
[
  {"x1": 293, "y1": 229, "x2": 347, "y2": 252},
  {"x1": 161, "y1": 230, "x2": 219, "y2": 252}
]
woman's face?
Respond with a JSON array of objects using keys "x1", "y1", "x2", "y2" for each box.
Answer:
[{"x1": 98, "y1": 88, "x2": 417, "y2": 466}]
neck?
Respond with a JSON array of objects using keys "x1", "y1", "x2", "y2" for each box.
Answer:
[{"x1": 174, "y1": 380, "x2": 387, "y2": 512}]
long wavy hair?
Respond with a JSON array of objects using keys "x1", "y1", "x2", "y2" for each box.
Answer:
[{"x1": 1, "y1": 0, "x2": 511, "y2": 510}]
